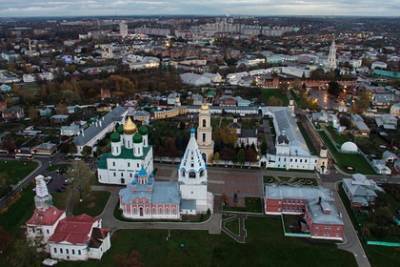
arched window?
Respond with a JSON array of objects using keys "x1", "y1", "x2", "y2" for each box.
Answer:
[
  {"x1": 202, "y1": 119, "x2": 206, "y2": 128},
  {"x1": 200, "y1": 170, "x2": 204, "y2": 177},
  {"x1": 181, "y1": 170, "x2": 186, "y2": 177},
  {"x1": 202, "y1": 133, "x2": 206, "y2": 142},
  {"x1": 189, "y1": 171, "x2": 196, "y2": 178}
]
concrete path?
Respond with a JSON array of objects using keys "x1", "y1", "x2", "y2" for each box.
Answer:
[
  {"x1": 323, "y1": 182, "x2": 371, "y2": 267},
  {"x1": 92, "y1": 185, "x2": 222, "y2": 234},
  {"x1": 221, "y1": 213, "x2": 248, "y2": 243}
]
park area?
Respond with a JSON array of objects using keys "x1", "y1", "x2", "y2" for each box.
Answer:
[
  {"x1": 261, "y1": 88, "x2": 289, "y2": 106},
  {"x1": 318, "y1": 130, "x2": 376, "y2": 174},
  {"x1": 0, "y1": 160, "x2": 38, "y2": 197},
  {"x1": 57, "y1": 217, "x2": 356, "y2": 267},
  {"x1": 339, "y1": 183, "x2": 400, "y2": 267}
]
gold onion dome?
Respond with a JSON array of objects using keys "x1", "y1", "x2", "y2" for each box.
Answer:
[
  {"x1": 123, "y1": 117, "x2": 137, "y2": 135},
  {"x1": 201, "y1": 103, "x2": 209, "y2": 110}
]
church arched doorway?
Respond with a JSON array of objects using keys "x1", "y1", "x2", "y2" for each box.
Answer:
[{"x1": 139, "y1": 207, "x2": 144, "y2": 217}]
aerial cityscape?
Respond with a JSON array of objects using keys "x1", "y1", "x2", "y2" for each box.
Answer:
[{"x1": 0, "y1": 1, "x2": 400, "y2": 267}]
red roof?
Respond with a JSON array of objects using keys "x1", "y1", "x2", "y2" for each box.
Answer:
[
  {"x1": 26, "y1": 207, "x2": 65, "y2": 226},
  {"x1": 49, "y1": 214, "x2": 97, "y2": 245}
]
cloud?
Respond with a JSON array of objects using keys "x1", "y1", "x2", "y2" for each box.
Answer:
[{"x1": 0, "y1": 0, "x2": 399, "y2": 17}]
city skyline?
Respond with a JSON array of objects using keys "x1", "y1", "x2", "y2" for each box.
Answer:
[{"x1": 1, "y1": 0, "x2": 400, "y2": 17}]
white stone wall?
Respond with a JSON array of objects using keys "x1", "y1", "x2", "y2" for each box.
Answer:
[
  {"x1": 98, "y1": 148, "x2": 153, "y2": 185},
  {"x1": 49, "y1": 243, "x2": 88, "y2": 261}
]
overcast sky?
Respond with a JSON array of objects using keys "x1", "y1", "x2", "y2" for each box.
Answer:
[{"x1": 0, "y1": 0, "x2": 399, "y2": 17}]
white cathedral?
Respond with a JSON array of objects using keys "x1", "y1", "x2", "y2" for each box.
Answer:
[{"x1": 98, "y1": 104, "x2": 214, "y2": 219}]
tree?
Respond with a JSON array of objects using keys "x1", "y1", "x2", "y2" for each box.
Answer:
[
  {"x1": 55, "y1": 102, "x2": 68, "y2": 115},
  {"x1": 236, "y1": 148, "x2": 246, "y2": 165},
  {"x1": 1, "y1": 136, "x2": 16, "y2": 154},
  {"x1": 328, "y1": 81, "x2": 342, "y2": 97},
  {"x1": 352, "y1": 91, "x2": 371, "y2": 114},
  {"x1": 0, "y1": 226, "x2": 12, "y2": 255},
  {"x1": 81, "y1": 146, "x2": 92, "y2": 158},
  {"x1": 213, "y1": 151, "x2": 220, "y2": 162},
  {"x1": 266, "y1": 96, "x2": 283, "y2": 106},
  {"x1": 66, "y1": 160, "x2": 94, "y2": 203},
  {"x1": 260, "y1": 138, "x2": 267, "y2": 155},
  {"x1": 27, "y1": 107, "x2": 38, "y2": 121},
  {"x1": 6, "y1": 238, "x2": 41, "y2": 267}
]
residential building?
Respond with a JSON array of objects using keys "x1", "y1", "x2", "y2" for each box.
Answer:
[{"x1": 342, "y1": 173, "x2": 383, "y2": 207}]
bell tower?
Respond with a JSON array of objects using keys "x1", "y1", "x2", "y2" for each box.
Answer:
[{"x1": 197, "y1": 104, "x2": 214, "y2": 163}]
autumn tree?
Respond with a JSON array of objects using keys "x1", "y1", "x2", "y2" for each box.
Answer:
[
  {"x1": 328, "y1": 81, "x2": 342, "y2": 97},
  {"x1": 266, "y1": 96, "x2": 283, "y2": 106},
  {"x1": 352, "y1": 91, "x2": 371, "y2": 114},
  {"x1": 66, "y1": 160, "x2": 94, "y2": 203}
]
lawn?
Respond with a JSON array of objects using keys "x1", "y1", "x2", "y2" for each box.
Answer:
[
  {"x1": 58, "y1": 217, "x2": 357, "y2": 267},
  {"x1": 73, "y1": 191, "x2": 110, "y2": 216},
  {"x1": 319, "y1": 131, "x2": 376, "y2": 174},
  {"x1": 0, "y1": 160, "x2": 38, "y2": 186},
  {"x1": 0, "y1": 160, "x2": 38, "y2": 197},
  {"x1": 225, "y1": 218, "x2": 240, "y2": 235},
  {"x1": 297, "y1": 122, "x2": 318, "y2": 155},
  {"x1": 261, "y1": 89, "x2": 289, "y2": 106},
  {"x1": 53, "y1": 190, "x2": 110, "y2": 217},
  {"x1": 224, "y1": 197, "x2": 263, "y2": 213},
  {"x1": 0, "y1": 186, "x2": 35, "y2": 234}
]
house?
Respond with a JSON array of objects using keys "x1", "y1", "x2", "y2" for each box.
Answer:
[
  {"x1": 237, "y1": 128, "x2": 258, "y2": 148},
  {"x1": 31, "y1": 143, "x2": 58, "y2": 156},
  {"x1": 351, "y1": 114, "x2": 370, "y2": 136},
  {"x1": 382, "y1": 150, "x2": 398, "y2": 163},
  {"x1": 219, "y1": 95, "x2": 237, "y2": 107},
  {"x1": 264, "y1": 185, "x2": 344, "y2": 241},
  {"x1": 0, "y1": 84, "x2": 11, "y2": 93},
  {"x1": 51, "y1": 114, "x2": 69, "y2": 124},
  {"x1": 372, "y1": 159, "x2": 392, "y2": 175},
  {"x1": 48, "y1": 215, "x2": 111, "y2": 261},
  {"x1": 2, "y1": 106, "x2": 25, "y2": 121},
  {"x1": 371, "y1": 61, "x2": 387, "y2": 70},
  {"x1": 375, "y1": 114, "x2": 398, "y2": 130},
  {"x1": 342, "y1": 173, "x2": 383, "y2": 207}
]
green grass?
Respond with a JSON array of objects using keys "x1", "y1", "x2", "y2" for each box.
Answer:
[
  {"x1": 0, "y1": 186, "x2": 35, "y2": 234},
  {"x1": 57, "y1": 217, "x2": 357, "y2": 267},
  {"x1": 261, "y1": 89, "x2": 289, "y2": 106},
  {"x1": 326, "y1": 126, "x2": 351, "y2": 145},
  {"x1": 225, "y1": 197, "x2": 263, "y2": 213},
  {"x1": 319, "y1": 131, "x2": 376, "y2": 174},
  {"x1": 73, "y1": 191, "x2": 110, "y2": 216},
  {"x1": 298, "y1": 122, "x2": 318, "y2": 155},
  {"x1": 0, "y1": 160, "x2": 38, "y2": 186},
  {"x1": 225, "y1": 218, "x2": 240, "y2": 235}
]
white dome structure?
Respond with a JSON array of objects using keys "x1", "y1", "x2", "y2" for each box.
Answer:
[
  {"x1": 390, "y1": 103, "x2": 400, "y2": 116},
  {"x1": 341, "y1": 142, "x2": 358, "y2": 153}
]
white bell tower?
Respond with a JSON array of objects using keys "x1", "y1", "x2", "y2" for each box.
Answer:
[
  {"x1": 179, "y1": 128, "x2": 211, "y2": 213},
  {"x1": 197, "y1": 104, "x2": 214, "y2": 163}
]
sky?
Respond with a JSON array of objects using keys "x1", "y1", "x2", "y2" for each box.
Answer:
[{"x1": 0, "y1": 0, "x2": 399, "y2": 17}]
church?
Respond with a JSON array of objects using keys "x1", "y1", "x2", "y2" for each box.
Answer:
[
  {"x1": 97, "y1": 116, "x2": 154, "y2": 185},
  {"x1": 100, "y1": 104, "x2": 214, "y2": 219}
]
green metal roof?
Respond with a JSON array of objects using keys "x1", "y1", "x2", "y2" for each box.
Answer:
[{"x1": 97, "y1": 146, "x2": 151, "y2": 169}]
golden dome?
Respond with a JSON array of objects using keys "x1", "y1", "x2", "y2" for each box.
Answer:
[
  {"x1": 123, "y1": 117, "x2": 137, "y2": 135},
  {"x1": 201, "y1": 103, "x2": 209, "y2": 111}
]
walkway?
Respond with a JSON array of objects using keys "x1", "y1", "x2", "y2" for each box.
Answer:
[{"x1": 92, "y1": 185, "x2": 222, "y2": 234}]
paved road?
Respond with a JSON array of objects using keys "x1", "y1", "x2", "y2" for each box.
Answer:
[
  {"x1": 323, "y1": 182, "x2": 371, "y2": 267},
  {"x1": 92, "y1": 185, "x2": 222, "y2": 234}
]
